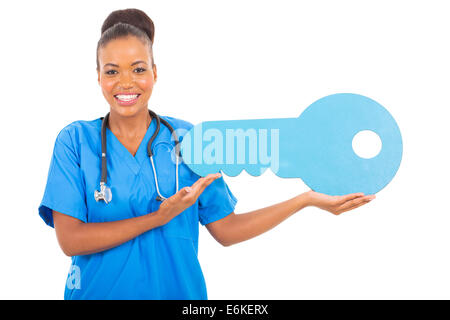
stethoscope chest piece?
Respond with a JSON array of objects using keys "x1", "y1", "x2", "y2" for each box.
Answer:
[{"x1": 94, "y1": 182, "x2": 112, "y2": 204}]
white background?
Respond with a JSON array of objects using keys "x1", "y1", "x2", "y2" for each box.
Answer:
[{"x1": 0, "y1": 0, "x2": 449, "y2": 299}]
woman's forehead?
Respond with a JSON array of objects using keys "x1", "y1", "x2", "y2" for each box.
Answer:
[{"x1": 99, "y1": 36, "x2": 151, "y2": 66}]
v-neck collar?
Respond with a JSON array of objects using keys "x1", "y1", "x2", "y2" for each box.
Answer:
[{"x1": 106, "y1": 117, "x2": 157, "y2": 175}]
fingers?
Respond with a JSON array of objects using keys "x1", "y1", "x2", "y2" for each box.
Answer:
[
  {"x1": 193, "y1": 173, "x2": 221, "y2": 189},
  {"x1": 168, "y1": 173, "x2": 221, "y2": 207},
  {"x1": 338, "y1": 192, "x2": 365, "y2": 204},
  {"x1": 184, "y1": 173, "x2": 222, "y2": 199},
  {"x1": 203, "y1": 172, "x2": 222, "y2": 189},
  {"x1": 339, "y1": 199, "x2": 370, "y2": 213},
  {"x1": 159, "y1": 173, "x2": 223, "y2": 224},
  {"x1": 336, "y1": 194, "x2": 376, "y2": 214}
]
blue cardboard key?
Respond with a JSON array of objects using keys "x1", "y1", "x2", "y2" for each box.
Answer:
[{"x1": 179, "y1": 93, "x2": 403, "y2": 195}]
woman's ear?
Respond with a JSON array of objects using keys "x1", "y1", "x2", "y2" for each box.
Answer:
[
  {"x1": 97, "y1": 69, "x2": 100, "y2": 84},
  {"x1": 153, "y1": 64, "x2": 157, "y2": 83}
]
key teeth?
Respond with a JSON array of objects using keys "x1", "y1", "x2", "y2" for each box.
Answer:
[
  {"x1": 219, "y1": 166, "x2": 244, "y2": 177},
  {"x1": 219, "y1": 165, "x2": 271, "y2": 177}
]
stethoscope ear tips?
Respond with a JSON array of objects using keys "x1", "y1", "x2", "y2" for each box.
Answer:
[{"x1": 156, "y1": 195, "x2": 165, "y2": 202}]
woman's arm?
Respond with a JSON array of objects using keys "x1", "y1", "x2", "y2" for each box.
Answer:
[
  {"x1": 53, "y1": 210, "x2": 163, "y2": 256},
  {"x1": 206, "y1": 191, "x2": 376, "y2": 247},
  {"x1": 53, "y1": 173, "x2": 221, "y2": 256}
]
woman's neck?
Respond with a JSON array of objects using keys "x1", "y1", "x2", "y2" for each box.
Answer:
[{"x1": 108, "y1": 108, "x2": 152, "y2": 140}]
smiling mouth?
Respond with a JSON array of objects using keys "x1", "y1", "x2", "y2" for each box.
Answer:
[{"x1": 114, "y1": 94, "x2": 141, "y2": 105}]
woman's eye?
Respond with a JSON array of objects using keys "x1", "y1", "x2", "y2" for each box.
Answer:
[{"x1": 104, "y1": 68, "x2": 145, "y2": 75}]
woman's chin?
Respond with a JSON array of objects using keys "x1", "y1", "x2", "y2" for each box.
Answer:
[{"x1": 111, "y1": 104, "x2": 146, "y2": 117}]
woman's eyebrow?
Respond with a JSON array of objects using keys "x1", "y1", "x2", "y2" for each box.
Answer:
[
  {"x1": 131, "y1": 60, "x2": 147, "y2": 66},
  {"x1": 103, "y1": 61, "x2": 148, "y2": 68}
]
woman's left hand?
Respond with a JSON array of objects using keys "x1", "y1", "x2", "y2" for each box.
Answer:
[{"x1": 305, "y1": 190, "x2": 376, "y2": 215}]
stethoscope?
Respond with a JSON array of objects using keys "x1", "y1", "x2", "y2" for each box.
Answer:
[{"x1": 94, "y1": 109, "x2": 180, "y2": 204}]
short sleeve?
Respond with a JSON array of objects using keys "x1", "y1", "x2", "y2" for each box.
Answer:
[
  {"x1": 198, "y1": 174, "x2": 237, "y2": 226},
  {"x1": 38, "y1": 127, "x2": 87, "y2": 228}
]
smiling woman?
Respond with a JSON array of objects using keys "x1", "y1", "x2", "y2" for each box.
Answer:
[
  {"x1": 38, "y1": 8, "x2": 237, "y2": 300},
  {"x1": 38, "y1": 7, "x2": 375, "y2": 301}
]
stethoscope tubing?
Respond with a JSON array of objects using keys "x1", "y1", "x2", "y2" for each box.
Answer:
[{"x1": 96, "y1": 109, "x2": 180, "y2": 203}]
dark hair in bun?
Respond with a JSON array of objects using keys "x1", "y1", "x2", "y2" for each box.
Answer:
[{"x1": 96, "y1": 8, "x2": 155, "y2": 70}]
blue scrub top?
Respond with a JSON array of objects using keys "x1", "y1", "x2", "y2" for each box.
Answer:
[{"x1": 38, "y1": 115, "x2": 237, "y2": 300}]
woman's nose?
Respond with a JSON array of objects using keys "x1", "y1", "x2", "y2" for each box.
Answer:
[{"x1": 118, "y1": 70, "x2": 135, "y2": 88}]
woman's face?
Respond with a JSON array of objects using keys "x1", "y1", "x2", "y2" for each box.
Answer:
[{"x1": 97, "y1": 36, "x2": 157, "y2": 118}]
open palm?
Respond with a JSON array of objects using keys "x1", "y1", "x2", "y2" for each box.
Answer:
[{"x1": 306, "y1": 190, "x2": 376, "y2": 215}]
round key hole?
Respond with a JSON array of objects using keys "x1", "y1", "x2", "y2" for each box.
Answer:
[{"x1": 352, "y1": 130, "x2": 382, "y2": 159}]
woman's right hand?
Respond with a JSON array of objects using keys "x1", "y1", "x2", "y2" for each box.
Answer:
[{"x1": 155, "y1": 173, "x2": 222, "y2": 225}]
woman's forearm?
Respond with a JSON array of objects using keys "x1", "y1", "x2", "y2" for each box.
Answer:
[
  {"x1": 54, "y1": 173, "x2": 222, "y2": 256},
  {"x1": 219, "y1": 192, "x2": 311, "y2": 246},
  {"x1": 53, "y1": 210, "x2": 163, "y2": 256}
]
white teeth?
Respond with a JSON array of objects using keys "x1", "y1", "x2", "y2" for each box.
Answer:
[{"x1": 115, "y1": 94, "x2": 139, "y2": 101}]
